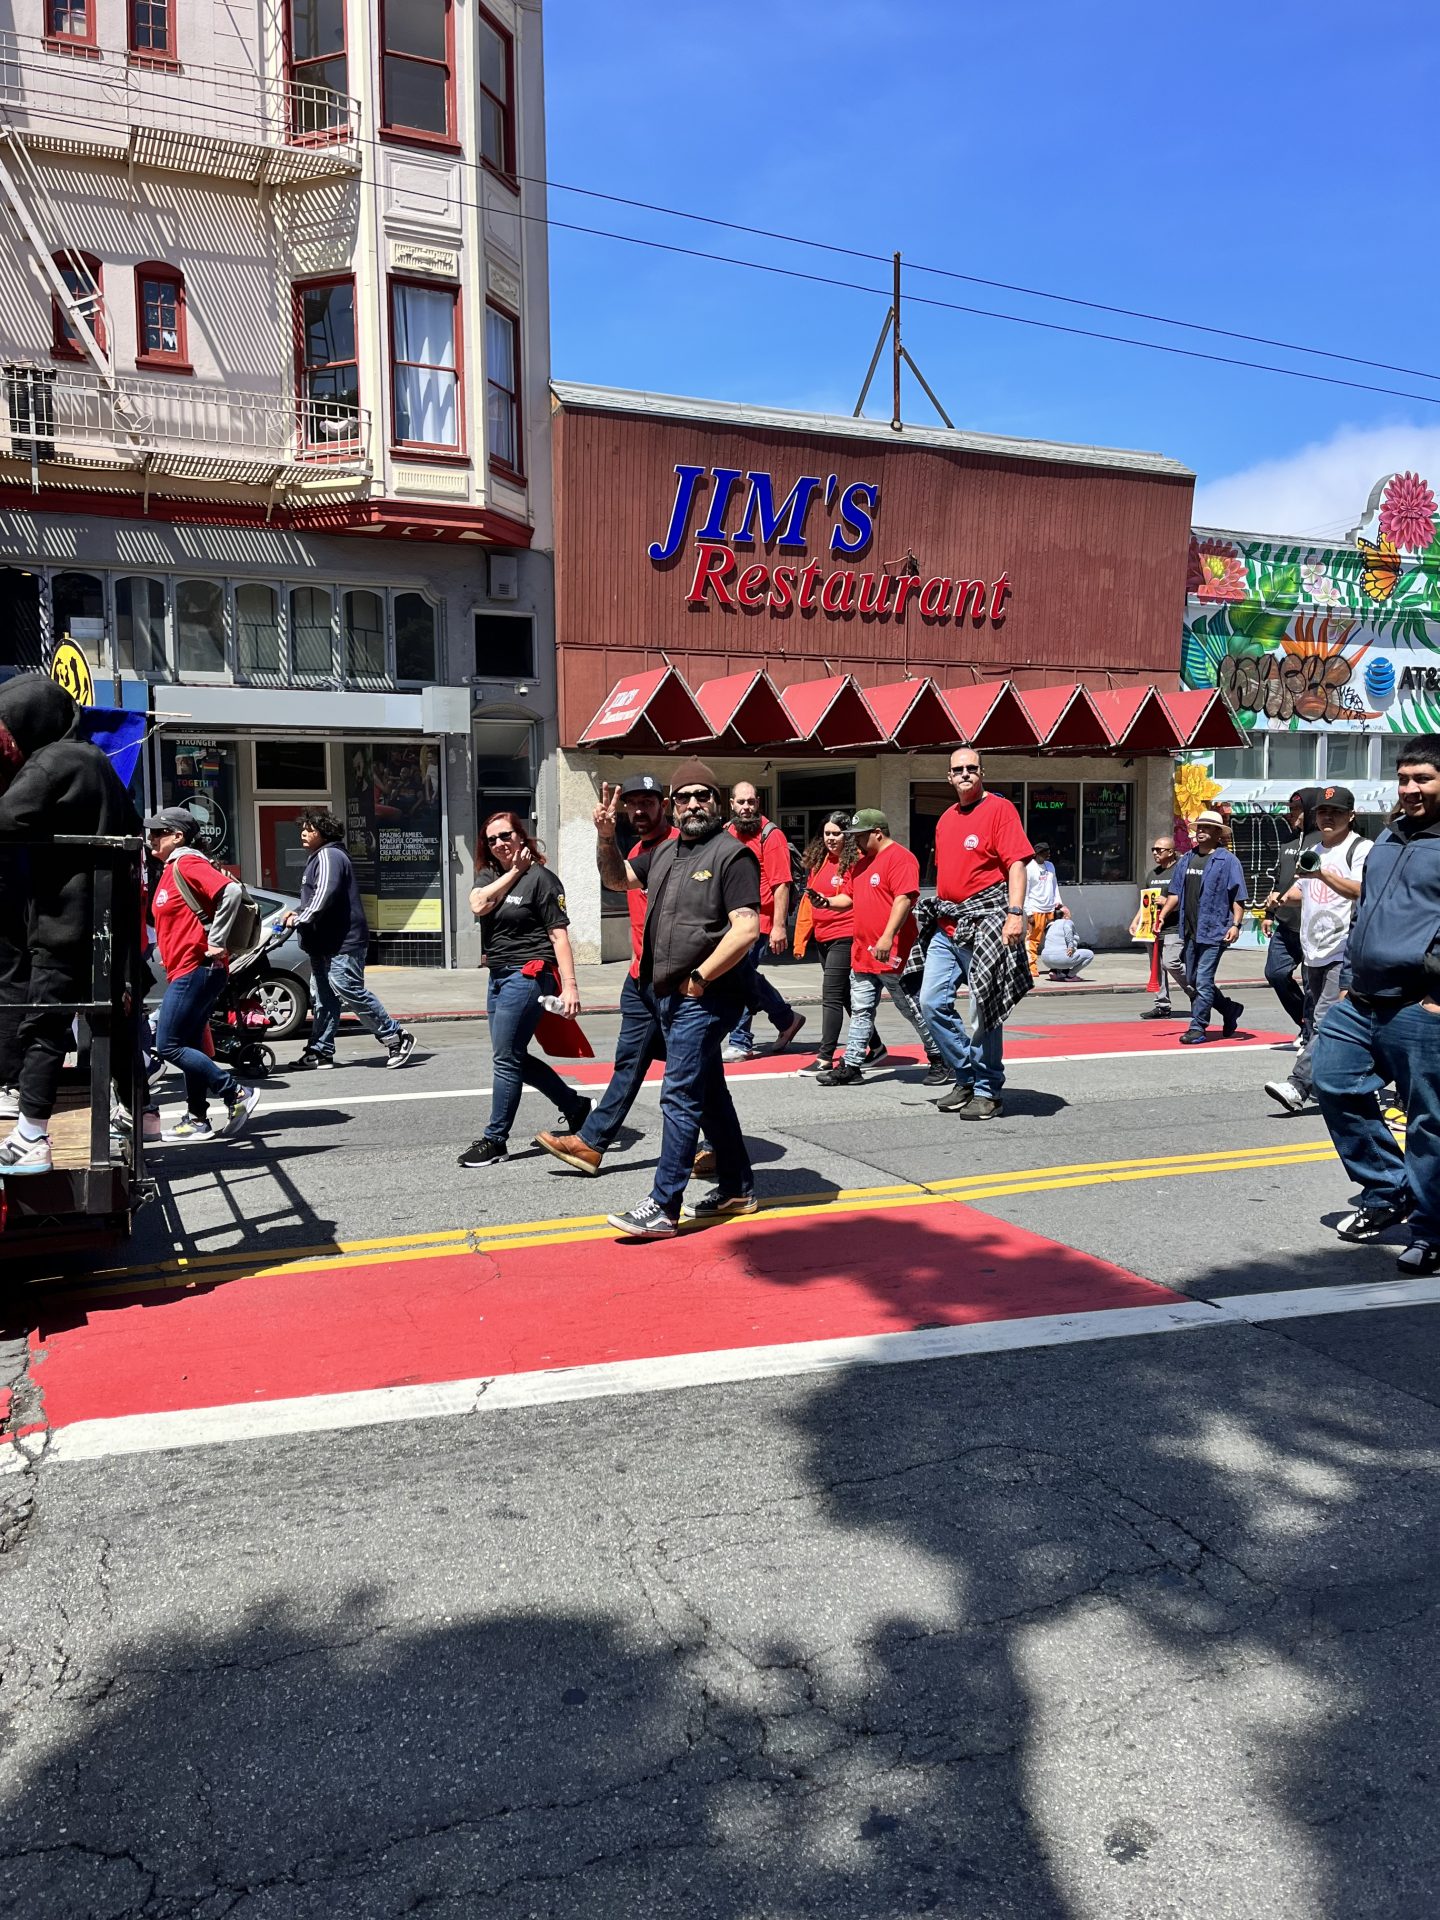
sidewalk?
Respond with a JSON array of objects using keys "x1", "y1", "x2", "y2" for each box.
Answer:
[{"x1": 367, "y1": 950, "x2": 1277, "y2": 1025}]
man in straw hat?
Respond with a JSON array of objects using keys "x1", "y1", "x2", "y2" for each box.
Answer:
[{"x1": 1153, "y1": 810, "x2": 1248, "y2": 1044}]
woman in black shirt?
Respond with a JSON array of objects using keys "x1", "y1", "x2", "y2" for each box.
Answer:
[{"x1": 458, "y1": 812, "x2": 589, "y2": 1168}]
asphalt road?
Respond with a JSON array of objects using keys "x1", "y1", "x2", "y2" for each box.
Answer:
[{"x1": 1, "y1": 990, "x2": 1437, "y2": 1917}]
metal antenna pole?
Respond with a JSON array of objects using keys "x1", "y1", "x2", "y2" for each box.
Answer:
[
  {"x1": 891, "y1": 252, "x2": 902, "y2": 432},
  {"x1": 853, "y1": 248, "x2": 953, "y2": 431}
]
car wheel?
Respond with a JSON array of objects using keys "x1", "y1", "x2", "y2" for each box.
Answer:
[{"x1": 257, "y1": 972, "x2": 308, "y2": 1042}]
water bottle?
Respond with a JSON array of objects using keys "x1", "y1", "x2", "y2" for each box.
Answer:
[{"x1": 538, "y1": 993, "x2": 567, "y2": 1015}]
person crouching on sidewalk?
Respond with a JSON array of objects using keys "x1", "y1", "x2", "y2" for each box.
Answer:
[{"x1": 1038, "y1": 907, "x2": 1094, "y2": 980}]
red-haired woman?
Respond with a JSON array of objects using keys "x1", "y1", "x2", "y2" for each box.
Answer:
[{"x1": 458, "y1": 812, "x2": 589, "y2": 1168}]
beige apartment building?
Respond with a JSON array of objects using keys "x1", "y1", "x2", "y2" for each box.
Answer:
[{"x1": 0, "y1": 0, "x2": 553, "y2": 964}]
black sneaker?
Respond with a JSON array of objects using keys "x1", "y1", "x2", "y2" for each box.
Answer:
[
  {"x1": 817, "y1": 1062, "x2": 864, "y2": 1086},
  {"x1": 1178, "y1": 1029, "x2": 1209, "y2": 1044},
  {"x1": 689, "y1": 1187, "x2": 759, "y2": 1218},
  {"x1": 1397, "y1": 1241, "x2": 1440, "y2": 1276},
  {"x1": 797, "y1": 1056, "x2": 834, "y2": 1075},
  {"x1": 607, "y1": 1197, "x2": 678, "y2": 1240},
  {"x1": 958, "y1": 1096, "x2": 1003, "y2": 1121},
  {"x1": 1335, "y1": 1198, "x2": 1414, "y2": 1242},
  {"x1": 292, "y1": 1049, "x2": 335, "y2": 1071},
  {"x1": 562, "y1": 1095, "x2": 593, "y2": 1133},
  {"x1": 387, "y1": 1031, "x2": 416, "y2": 1069},
  {"x1": 458, "y1": 1138, "x2": 507, "y2": 1168},
  {"x1": 1221, "y1": 1002, "x2": 1245, "y2": 1038},
  {"x1": 1139, "y1": 1006, "x2": 1171, "y2": 1021},
  {"x1": 864, "y1": 1039, "x2": 889, "y2": 1065},
  {"x1": 936, "y1": 1083, "x2": 974, "y2": 1113},
  {"x1": 921, "y1": 1060, "x2": 952, "y2": 1087}
]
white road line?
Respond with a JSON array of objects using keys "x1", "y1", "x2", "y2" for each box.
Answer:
[{"x1": 31, "y1": 1275, "x2": 1440, "y2": 1465}]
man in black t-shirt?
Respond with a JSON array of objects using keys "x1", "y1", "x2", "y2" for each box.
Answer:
[
  {"x1": 607, "y1": 759, "x2": 761, "y2": 1240},
  {"x1": 1132, "y1": 834, "x2": 1188, "y2": 1019}
]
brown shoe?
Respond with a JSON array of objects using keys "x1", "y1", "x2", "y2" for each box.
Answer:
[
  {"x1": 534, "y1": 1130, "x2": 603, "y2": 1175},
  {"x1": 692, "y1": 1147, "x2": 717, "y2": 1180}
]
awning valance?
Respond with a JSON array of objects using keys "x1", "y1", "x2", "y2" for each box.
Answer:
[{"x1": 578, "y1": 666, "x2": 711, "y2": 749}]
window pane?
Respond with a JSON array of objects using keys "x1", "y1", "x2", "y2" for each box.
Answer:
[
  {"x1": 255, "y1": 740, "x2": 328, "y2": 790},
  {"x1": 1025, "y1": 781, "x2": 1079, "y2": 887},
  {"x1": 52, "y1": 570, "x2": 106, "y2": 665},
  {"x1": 1080, "y1": 782, "x2": 1133, "y2": 884},
  {"x1": 393, "y1": 285, "x2": 456, "y2": 366},
  {"x1": 115, "y1": 576, "x2": 169, "y2": 674},
  {"x1": 141, "y1": 278, "x2": 180, "y2": 355},
  {"x1": 385, "y1": 0, "x2": 446, "y2": 59},
  {"x1": 49, "y1": 0, "x2": 89, "y2": 35},
  {"x1": 395, "y1": 368, "x2": 457, "y2": 446},
  {"x1": 383, "y1": 54, "x2": 448, "y2": 132},
  {"x1": 236, "y1": 583, "x2": 281, "y2": 676},
  {"x1": 486, "y1": 384, "x2": 515, "y2": 467},
  {"x1": 290, "y1": 586, "x2": 333, "y2": 675},
  {"x1": 132, "y1": 0, "x2": 170, "y2": 50},
  {"x1": 1325, "y1": 733, "x2": 1371, "y2": 780},
  {"x1": 344, "y1": 589, "x2": 386, "y2": 679},
  {"x1": 1379, "y1": 735, "x2": 1412, "y2": 777},
  {"x1": 395, "y1": 593, "x2": 437, "y2": 681},
  {"x1": 301, "y1": 281, "x2": 355, "y2": 367},
  {"x1": 1267, "y1": 732, "x2": 1318, "y2": 783},
  {"x1": 1212, "y1": 744, "x2": 1264, "y2": 782},
  {"x1": 480, "y1": 93, "x2": 505, "y2": 170},
  {"x1": 485, "y1": 306, "x2": 515, "y2": 387},
  {"x1": 474, "y1": 613, "x2": 533, "y2": 678},
  {"x1": 289, "y1": 0, "x2": 344, "y2": 60},
  {"x1": 392, "y1": 287, "x2": 459, "y2": 446},
  {"x1": 176, "y1": 579, "x2": 225, "y2": 675}
]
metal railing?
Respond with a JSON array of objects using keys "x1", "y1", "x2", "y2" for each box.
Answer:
[
  {"x1": 0, "y1": 31, "x2": 361, "y2": 181},
  {"x1": 3, "y1": 363, "x2": 371, "y2": 480}
]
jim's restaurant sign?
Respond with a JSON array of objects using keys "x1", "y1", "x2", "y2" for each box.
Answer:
[
  {"x1": 647, "y1": 464, "x2": 1010, "y2": 625},
  {"x1": 1182, "y1": 470, "x2": 1440, "y2": 734}
]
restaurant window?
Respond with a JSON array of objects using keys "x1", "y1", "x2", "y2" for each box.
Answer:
[
  {"x1": 1323, "y1": 733, "x2": 1372, "y2": 782},
  {"x1": 1026, "y1": 782, "x2": 1079, "y2": 886},
  {"x1": 175, "y1": 578, "x2": 226, "y2": 676},
  {"x1": 343, "y1": 588, "x2": 386, "y2": 680},
  {"x1": 474, "y1": 611, "x2": 533, "y2": 678},
  {"x1": 478, "y1": 9, "x2": 515, "y2": 176},
  {"x1": 115, "y1": 575, "x2": 170, "y2": 674},
  {"x1": 134, "y1": 263, "x2": 190, "y2": 370},
  {"x1": 1267, "y1": 732, "x2": 1319, "y2": 785},
  {"x1": 255, "y1": 740, "x2": 328, "y2": 792},
  {"x1": 289, "y1": 585, "x2": 334, "y2": 677},
  {"x1": 390, "y1": 281, "x2": 461, "y2": 451},
  {"x1": 45, "y1": 0, "x2": 96, "y2": 47},
  {"x1": 295, "y1": 277, "x2": 360, "y2": 446},
  {"x1": 236, "y1": 583, "x2": 282, "y2": 677},
  {"x1": 52, "y1": 570, "x2": 106, "y2": 666},
  {"x1": 286, "y1": 0, "x2": 348, "y2": 136},
  {"x1": 485, "y1": 304, "x2": 520, "y2": 473},
  {"x1": 1212, "y1": 742, "x2": 1265, "y2": 783},
  {"x1": 394, "y1": 591, "x2": 438, "y2": 683},
  {"x1": 1081, "y1": 782, "x2": 1133, "y2": 884},
  {"x1": 50, "y1": 253, "x2": 105, "y2": 360},
  {"x1": 380, "y1": 0, "x2": 454, "y2": 141},
  {"x1": 128, "y1": 0, "x2": 176, "y2": 60}
]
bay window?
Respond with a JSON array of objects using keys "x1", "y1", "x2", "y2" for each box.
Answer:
[
  {"x1": 290, "y1": 586, "x2": 334, "y2": 677},
  {"x1": 236, "y1": 583, "x2": 282, "y2": 677},
  {"x1": 115, "y1": 576, "x2": 170, "y2": 674},
  {"x1": 286, "y1": 0, "x2": 348, "y2": 137},
  {"x1": 176, "y1": 579, "x2": 226, "y2": 675},
  {"x1": 295, "y1": 276, "x2": 360, "y2": 446},
  {"x1": 484, "y1": 304, "x2": 520, "y2": 474},
  {"x1": 390, "y1": 281, "x2": 461, "y2": 452},
  {"x1": 478, "y1": 10, "x2": 515, "y2": 176},
  {"x1": 380, "y1": 0, "x2": 454, "y2": 142},
  {"x1": 343, "y1": 589, "x2": 386, "y2": 679}
]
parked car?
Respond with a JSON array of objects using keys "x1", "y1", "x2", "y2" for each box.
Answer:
[{"x1": 147, "y1": 886, "x2": 312, "y2": 1041}]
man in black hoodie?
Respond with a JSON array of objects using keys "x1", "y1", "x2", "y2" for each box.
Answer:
[
  {"x1": 0, "y1": 673, "x2": 141, "y2": 1175},
  {"x1": 1312, "y1": 736, "x2": 1440, "y2": 1274}
]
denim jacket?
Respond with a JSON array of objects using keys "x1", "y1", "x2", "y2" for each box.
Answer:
[{"x1": 1167, "y1": 847, "x2": 1247, "y2": 947}]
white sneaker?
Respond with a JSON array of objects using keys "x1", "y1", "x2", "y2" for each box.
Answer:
[
  {"x1": 0, "y1": 1131, "x2": 53, "y2": 1176},
  {"x1": 721, "y1": 1042, "x2": 756, "y2": 1063},
  {"x1": 1264, "y1": 1080, "x2": 1311, "y2": 1115},
  {"x1": 0, "y1": 1086, "x2": 18, "y2": 1122}
]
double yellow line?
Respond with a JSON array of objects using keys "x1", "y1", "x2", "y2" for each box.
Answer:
[{"x1": 53, "y1": 1137, "x2": 1342, "y2": 1302}]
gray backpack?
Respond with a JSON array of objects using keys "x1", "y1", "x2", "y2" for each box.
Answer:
[{"x1": 170, "y1": 855, "x2": 264, "y2": 959}]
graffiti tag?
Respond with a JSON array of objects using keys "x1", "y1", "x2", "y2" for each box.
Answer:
[{"x1": 1217, "y1": 651, "x2": 1354, "y2": 723}]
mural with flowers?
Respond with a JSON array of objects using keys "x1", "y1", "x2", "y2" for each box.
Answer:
[{"x1": 1182, "y1": 471, "x2": 1440, "y2": 736}]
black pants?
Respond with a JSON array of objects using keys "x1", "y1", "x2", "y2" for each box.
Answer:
[
  {"x1": 0, "y1": 937, "x2": 87, "y2": 1125},
  {"x1": 1264, "y1": 921, "x2": 1307, "y2": 1031},
  {"x1": 815, "y1": 936, "x2": 853, "y2": 1059}
]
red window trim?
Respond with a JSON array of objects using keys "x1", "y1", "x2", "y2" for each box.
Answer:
[
  {"x1": 127, "y1": 0, "x2": 179, "y2": 64},
  {"x1": 292, "y1": 272, "x2": 362, "y2": 455},
  {"x1": 50, "y1": 252, "x2": 105, "y2": 361},
  {"x1": 484, "y1": 299, "x2": 524, "y2": 484},
  {"x1": 378, "y1": 0, "x2": 457, "y2": 148},
  {"x1": 43, "y1": 0, "x2": 98, "y2": 52},
  {"x1": 281, "y1": 0, "x2": 351, "y2": 146},
  {"x1": 388, "y1": 275, "x2": 466, "y2": 458},
  {"x1": 134, "y1": 263, "x2": 193, "y2": 373},
  {"x1": 477, "y1": 5, "x2": 518, "y2": 186}
]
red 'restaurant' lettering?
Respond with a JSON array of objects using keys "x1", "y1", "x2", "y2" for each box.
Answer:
[
  {"x1": 989, "y1": 571, "x2": 1011, "y2": 621},
  {"x1": 680, "y1": 549, "x2": 1008, "y2": 622},
  {"x1": 918, "y1": 576, "x2": 953, "y2": 619},
  {"x1": 819, "y1": 569, "x2": 856, "y2": 613},
  {"x1": 953, "y1": 579, "x2": 985, "y2": 619},
  {"x1": 770, "y1": 565, "x2": 797, "y2": 612},
  {"x1": 687, "y1": 543, "x2": 737, "y2": 606},
  {"x1": 796, "y1": 560, "x2": 823, "y2": 610},
  {"x1": 893, "y1": 575, "x2": 925, "y2": 616},
  {"x1": 857, "y1": 573, "x2": 891, "y2": 616},
  {"x1": 735, "y1": 563, "x2": 769, "y2": 608}
]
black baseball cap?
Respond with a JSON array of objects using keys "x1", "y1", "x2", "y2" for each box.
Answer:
[
  {"x1": 1315, "y1": 785, "x2": 1356, "y2": 811},
  {"x1": 142, "y1": 806, "x2": 197, "y2": 838},
  {"x1": 619, "y1": 772, "x2": 663, "y2": 798}
]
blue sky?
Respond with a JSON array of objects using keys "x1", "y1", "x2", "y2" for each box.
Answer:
[{"x1": 543, "y1": 1, "x2": 1440, "y2": 535}]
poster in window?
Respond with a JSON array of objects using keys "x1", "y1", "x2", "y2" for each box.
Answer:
[
  {"x1": 370, "y1": 741, "x2": 443, "y2": 932},
  {"x1": 162, "y1": 737, "x2": 237, "y2": 872},
  {"x1": 1081, "y1": 783, "x2": 1133, "y2": 885}
]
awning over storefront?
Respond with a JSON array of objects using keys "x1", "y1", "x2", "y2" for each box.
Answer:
[{"x1": 577, "y1": 670, "x2": 1244, "y2": 756}]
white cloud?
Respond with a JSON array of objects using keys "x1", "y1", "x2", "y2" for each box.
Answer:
[{"x1": 1193, "y1": 422, "x2": 1440, "y2": 543}]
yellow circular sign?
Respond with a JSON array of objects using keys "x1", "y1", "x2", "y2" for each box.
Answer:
[{"x1": 51, "y1": 642, "x2": 94, "y2": 708}]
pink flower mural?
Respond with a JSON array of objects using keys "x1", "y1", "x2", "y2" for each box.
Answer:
[
  {"x1": 1378, "y1": 471, "x2": 1437, "y2": 553},
  {"x1": 1193, "y1": 536, "x2": 1247, "y2": 602}
]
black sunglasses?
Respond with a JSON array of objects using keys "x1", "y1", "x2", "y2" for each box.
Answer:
[
  {"x1": 486, "y1": 830, "x2": 517, "y2": 845},
  {"x1": 949, "y1": 765, "x2": 982, "y2": 776},
  {"x1": 673, "y1": 787, "x2": 713, "y2": 804}
]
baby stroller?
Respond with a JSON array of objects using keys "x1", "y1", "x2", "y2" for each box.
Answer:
[{"x1": 206, "y1": 929, "x2": 290, "y2": 1081}]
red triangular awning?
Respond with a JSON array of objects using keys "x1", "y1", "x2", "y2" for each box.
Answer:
[
  {"x1": 692, "y1": 669, "x2": 795, "y2": 748},
  {"x1": 780, "y1": 675, "x2": 885, "y2": 750},
  {"x1": 578, "y1": 666, "x2": 711, "y2": 749},
  {"x1": 1016, "y1": 683, "x2": 1112, "y2": 751},
  {"x1": 939, "y1": 681, "x2": 1041, "y2": 750},
  {"x1": 1159, "y1": 688, "x2": 1248, "y2": 748},
  {"x1": 862, "y1": 677, "x2": 957, "y2": 750},
  {"x1": 1091, "y1": 687, "x2": 1184, "y2": 752}
]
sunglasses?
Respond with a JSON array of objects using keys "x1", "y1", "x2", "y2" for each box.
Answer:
[
  {"x1": 673, "y1": 788, "x2": 713, "y2": 804},
  {"x1": 949, "y1": 766, "x2": 981, "y2": 777},
  {"x1": 485, "y1": 830, "x2": 517, "y2": 846}
]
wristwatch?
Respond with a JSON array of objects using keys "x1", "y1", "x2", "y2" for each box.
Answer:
[
  {"x1": 1005, "y1": 907, "x2": 1025, "y2": 918},
  {"x1": 689, "y1": 969, "x2": 708, "y2": 990}
]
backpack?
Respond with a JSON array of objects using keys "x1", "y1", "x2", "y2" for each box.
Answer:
[
  {"x1": 760, "y1": 821, "x2": 807, "y2": 892},
  {"x1": 170, "y1": 853, "x2": 263, "y2": 959}
]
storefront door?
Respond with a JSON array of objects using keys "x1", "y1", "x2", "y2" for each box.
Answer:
[{"x1": 256, "y1": 803, "x2": 309, "y2": 895}]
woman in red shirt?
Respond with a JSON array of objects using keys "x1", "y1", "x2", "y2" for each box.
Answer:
[{"x1": 800, "y1": 812, "x2": 859, "y2": 1073}]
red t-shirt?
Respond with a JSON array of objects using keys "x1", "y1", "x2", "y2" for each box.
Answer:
[
  {"x1": 850, "y1": 841, "x2": 920, "y2": 975},
  {"x1": 151, "y1": 849, "x2": 233, "y2": 981},
  {"x1": 934, "y1": 794, "x2": 1032, "y2": 909},
  {"x1": 625, "y1": 825, "x2": 680, "y2": 978},
  {"x1": 808, "y1": 858, "x2": 854, "y2": 943},
  {"x1": 725, "y1": 817, "x2": 792, "y2": 932}
]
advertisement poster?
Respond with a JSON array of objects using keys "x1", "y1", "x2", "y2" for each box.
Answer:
[
  {"x1": 347, "y1": 742, "x2": 443, "y2": 933},
  {"x1": 162, "y1": 737, "x2": 237, "y2": 872}
]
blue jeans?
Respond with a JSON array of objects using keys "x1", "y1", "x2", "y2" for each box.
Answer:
[
  {"x1": 1265, "y1": 921, "x2": 1307, "y2": 1030},
  {"x1": 918, "y1": 928, "x2": 1005, "y2": 1098},
  {"x1": 1184, "y1": 940, "x2": 1243, "y2": 1033},
  {"x1": 1313, "y1": 994, "x2": 1440, "y2": 1239},
  {"x1": 727, "y1": 943, "x2": 796, "y2": 1051},
  {"x1": 643, "y1": 982, "x2": 751, "y2": 1218},
  {"x1": 155, "y1": 963, "x2": 237, "y2": 1116},
  {"x1": 843, "y1": 970, "x2": 941, "y2": 1068},
  {"x1": 485, "y1": 966, "x2": 587, "y2": 1147},
  {"x1": 581, "y1": 970, "x2": 664, "y2": 1151},
  {"x1": 310, "y1": 950, "x2": 400, "y2": 1056}
]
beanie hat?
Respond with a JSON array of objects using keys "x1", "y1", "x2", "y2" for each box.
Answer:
[{"x1": 669, "y1": 758, "x2": 721, "y2": 799}]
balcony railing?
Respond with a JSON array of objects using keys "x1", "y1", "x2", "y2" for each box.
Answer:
[
  {"x1": 3, "y1": 363, "x2": 371, "y2": 489},
  {"x1": 0, "y1": 32, "x2": 361, "y2": 186}
]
